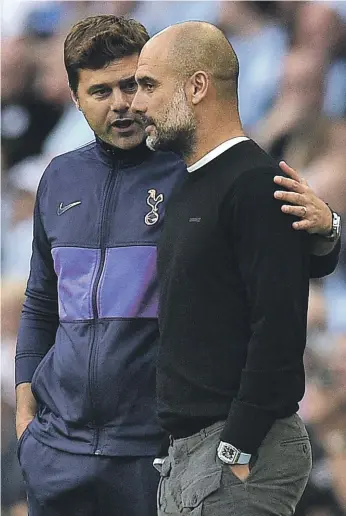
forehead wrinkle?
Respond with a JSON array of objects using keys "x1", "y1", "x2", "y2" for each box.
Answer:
[
  {"x1": 136, "y1": 60, "x2": 161, "y2": 80},
  {"x1": 139, "y1": 36, "x2": 170, "y2": 65},
  {"x1": 83, "y1": 69, "x2": 136, "y2": 88},
  {"x1": 136, "y1": 54, "x2": 176, "y2": 85}
]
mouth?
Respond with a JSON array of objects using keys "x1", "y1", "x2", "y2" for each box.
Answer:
[{"x1": 111, "y1": 119, "x2": 136, "y2": 132}]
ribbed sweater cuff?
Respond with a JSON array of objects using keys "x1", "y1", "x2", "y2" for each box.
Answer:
[
  {"x1": 220, "y1": 399, "x2": 276, "y2": 454},
  {"x1": 15, "y1": 353, "x2": 45, "y2": 386}
]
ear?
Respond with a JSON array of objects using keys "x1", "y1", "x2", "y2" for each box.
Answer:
[
  {"x1": 70, "y1": 89, "x2": 81, "y2": 110},
  {"x1": 186, "y1": 71, "x2": 209, "y2": 106}
]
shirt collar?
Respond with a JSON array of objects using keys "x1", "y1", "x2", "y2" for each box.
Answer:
[
  {"x1": 187, "y1": 137, "x2": 249, "y2": 173},
  {"x1": 95, "y1": 135, "x2": 151, "y2": 166}
]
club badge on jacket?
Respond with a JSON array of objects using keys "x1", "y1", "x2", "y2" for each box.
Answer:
[{"x1": 145, "y1": 189, "x2": 164, "y2": 226}]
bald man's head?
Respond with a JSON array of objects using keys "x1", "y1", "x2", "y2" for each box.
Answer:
[
  {"x1": 153, "y1": 21, "x2": 239, "y2": 100},
  {"x1": 132, "y1": 22, "x2": 241, "y2": 158}
]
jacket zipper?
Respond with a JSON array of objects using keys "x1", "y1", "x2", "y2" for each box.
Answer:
[{"x1": 88, "y1": 163, "x2": 119, "y2": 454}]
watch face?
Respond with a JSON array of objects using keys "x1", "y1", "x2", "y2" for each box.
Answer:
[
  {"x1": 221, "y1": 444, "x2": 239, "y2": 464},
  {"x1": 224, "y1": 447, "x2": 236, "y2": 461}
]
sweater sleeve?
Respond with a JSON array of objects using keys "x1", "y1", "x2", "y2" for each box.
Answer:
[
  {"x1": 15, "y1": 178, "x2": 59, "y2": 386},
  {"x1": 220, "y1": 168, "x2": 310, "y2": 454},
  {"x1": 309, "y1": 237, "x2": 341, "y2": 278}
]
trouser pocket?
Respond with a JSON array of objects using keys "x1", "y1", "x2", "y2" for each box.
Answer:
[{"x1": 181, "y1": 466, "x2": 222, "y2": 510}]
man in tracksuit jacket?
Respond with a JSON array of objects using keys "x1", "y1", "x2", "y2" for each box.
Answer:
[{"x1": 15, "y1": 15, "x2": 341, "y2": 516}]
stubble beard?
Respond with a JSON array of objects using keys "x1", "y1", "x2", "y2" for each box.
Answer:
[{"x1": 145, "y1": 87, "x2": 197, "y2": 159}]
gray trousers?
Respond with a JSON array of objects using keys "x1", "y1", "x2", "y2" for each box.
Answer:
[{"x1": 156, "y1": 414, "x2": 312, "y2": 516}]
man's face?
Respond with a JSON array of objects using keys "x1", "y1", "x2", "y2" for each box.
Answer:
[
  {"x1": 74, "y1": 54, "x2": 145, "y2": 150},
  {"x1": 131, "y1": 49, "x2": 196, "y2": 157}
]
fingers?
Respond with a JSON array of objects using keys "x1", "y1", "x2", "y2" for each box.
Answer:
[
  {"x1": 292, "y1": 219, "x2": 313, "y2": 231},
  {"x1": 276, "y1": 161, "x2": 309, "y2": 187},
  {"x1": 281, "y1": 204, "x2": 307, "y2": 218},
  {"x1": 274, "y1": 190, "x2": 304, "y2": 204},
  {"x1": 274, "y1": 176, "x2": 305, "y2": 193},
  {"x1": 278, "y1": 161, "x2": 300, "y2": 182},
  {"x1": 281, "y1": 205, "x2": 313, "y2": 231}
]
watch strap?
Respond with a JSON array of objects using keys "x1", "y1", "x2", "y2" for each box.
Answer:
[
  {"x1": 325, "y1": 207, "x2": 341, "y2": 241},
  {"x1": 217, "y1": 441, "x2": 252, "y2": 465}
]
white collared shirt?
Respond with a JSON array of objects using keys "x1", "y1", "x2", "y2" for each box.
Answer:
[{"x1": 187, "y1": 137, "x2": 249, "y2": 173}]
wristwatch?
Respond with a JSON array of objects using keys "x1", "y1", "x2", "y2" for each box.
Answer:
[
  {"x1": 325, "y1": 209, "x2": 341, "y2": 242},
  {"x1": 217, "y1": 441, "x2": 251, "y2": 465}
]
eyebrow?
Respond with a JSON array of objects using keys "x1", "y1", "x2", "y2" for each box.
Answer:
[
  {"x1": 86, "y1": 75, "x2": 136, "y2": 94},
  {"x1": 119, "y1": 75, "x2": 136, "y2": 88},
  {"x1": 87, "y1": 83, "x2": 109, "y2": 95},
  {"x1": 136, "y1": 75, "x2": 159, "y2": 86}
]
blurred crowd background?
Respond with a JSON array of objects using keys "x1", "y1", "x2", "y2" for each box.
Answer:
[{"x1": 1, "y1": 1, "x2": 346, "y2": 515}]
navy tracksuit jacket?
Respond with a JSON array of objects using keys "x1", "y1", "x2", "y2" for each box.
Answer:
[
  {"x1": 16, "y1": 138, "x2": 186, "y2": 457},
  {"x1": 15, "y1": 136, "x2": 340, "y2": 458}
]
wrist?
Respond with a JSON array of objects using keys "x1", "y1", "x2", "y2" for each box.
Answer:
[
  {"x1": 320, "y1": 205, "x2": 333, "y2": 236},
  {"x1": 217, "y1": 441, "x2": 251, "y2": 465},
  {"x1": 323, "y1": 208, "x2": 341, "y2": 241},
  {"x1": 16, "y1": 416, "x2": 34, "y2": 426},
  {"x1": 16, "y1": 413, "x2": 35, "y2": 427},
  {"x1": 16, "y1": 418, "x2": 33, "y2": 439}
]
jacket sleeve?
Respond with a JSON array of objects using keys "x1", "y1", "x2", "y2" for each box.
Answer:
[
  {"x1": 309, "y1": 237, "x2": 341, "y2": 278},
  {"x1": 220, "y1": 168, "x2": 310, "y2": 454},
  {"x1": 15, "y1": 178, "x2": 59, "y2": 386}
]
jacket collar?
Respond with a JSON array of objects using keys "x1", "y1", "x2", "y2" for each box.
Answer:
[{"x1": 95, "y1": 135, "x2": 152, "y2": 166}]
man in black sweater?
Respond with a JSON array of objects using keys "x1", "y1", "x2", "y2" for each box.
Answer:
[{"x1": 132, "y1": 21, "x2": 342, "y2": 516}]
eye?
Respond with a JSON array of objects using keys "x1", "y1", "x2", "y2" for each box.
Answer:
[
  {"x1": 92, "y1": 88, "x2": 110, "y2": 98},
  {"x1": 145, "y1": 83, "x2": 154, "y2": 92},
  {"x1": 123, "y1": 81, "x2": 138, "y2": 92}
]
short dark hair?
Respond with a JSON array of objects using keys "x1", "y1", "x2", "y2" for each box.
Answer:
[{"x1": 64, "y1": 15, "x2": 149, "y2": 95}]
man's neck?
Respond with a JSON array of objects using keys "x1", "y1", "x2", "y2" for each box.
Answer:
[{"x1": 186, "y1": 127, "x2": 246, "y2": 167}]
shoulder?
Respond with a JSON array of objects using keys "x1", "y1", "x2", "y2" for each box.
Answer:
[
  {"x1": 50, "y1": 141, "x2": 97, "y2": 168},
  {"x1": 231, "y1": 140, "x2": 281, "y2": 192},
  {"x1": 225, "y1": 168, "x2": 279, "y2": 221},
  {"x1": 42, "y1": 141, "x2": 97, "y2": 174},
  {"x1": 38, "y1": 142, "x2": 97, "y2": 196},
  {"x1": 215, "y1": 139, "x2": 280, "y2": 190}
]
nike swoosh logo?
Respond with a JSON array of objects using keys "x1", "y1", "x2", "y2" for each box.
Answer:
[{"x1": 57, "y1": 201, "x2": 82, "y2": 216}]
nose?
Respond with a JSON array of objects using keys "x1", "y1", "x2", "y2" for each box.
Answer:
[
  {"x1": 110, "y1": 91, "x2": 130, "y2": 113},
  {"x1": 130, "y1": 89, "x2": 147, "y2": 115}
]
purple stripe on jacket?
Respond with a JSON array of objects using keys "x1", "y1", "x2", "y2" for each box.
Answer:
[
  {"x1": 52, "y1": 246, "x2": 158, "y2": 321},
  {"x1": 97, "y1": 246, "x2": 158, "y2": 319},
  {"x1": 52, "y1": 247, "x2": 101, "y2": 321}
]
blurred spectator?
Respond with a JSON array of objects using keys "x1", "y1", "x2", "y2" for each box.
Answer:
[
  {"x1": 2, "y1": 0, "x2": 48, "y2": 37},
  {"x1": 1, "y1": 282, "x2": 26, "y2": 408},
  {"x1": 270, "y1": 1, "x2": 346, "y2": 118},
  {"x1": 299, "y1": 336, "x2": 346, "y2": 514},
  {"x1": 218, "y1": 1, "x2": 288, "y2": 129},
  {"x1": 220, "y1": 1, "x2": 346, "y2": 130},
  {"x1": 1, "y1": 282, "x2": 27, "y2": 516},
  {"x1": 132, "y1": 1, "x2": 220, "y2": 37},
  {"x1": 36, "y1": 34, "x2": 94, "y2": 158},
  {"x1": 324, "y1": 254, "x2": 346, "y2": 333},
  {"x1": 251, "y1": 40, "x2": 346, "y2": 343},
  {"x1": 2, "y1": 155, "x2": 50, "y2": 281},
  {"x1": 293, "y1": 2, "x2": 346, "y2": 117},
  {"x1": 1, "y1": 36, "x2": 62, "y2": 169},
  {"x1": 251, "y1": 46, "x2": 346, "y2": 214}
]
